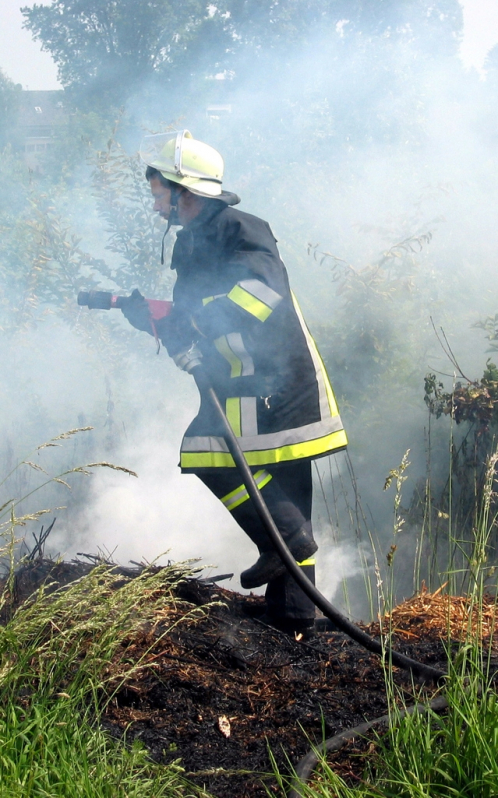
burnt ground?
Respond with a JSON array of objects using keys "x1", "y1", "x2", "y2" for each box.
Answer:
[
  {"x1": 5, "y1": 560, "x2": 460, "y2": 797},
  {"x1": 100, "y1": 579, "x2": 448, "y2": 798}
]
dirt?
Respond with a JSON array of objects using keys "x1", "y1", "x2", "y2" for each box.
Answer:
[
  {"x1": 4, "y1": 560, "x2": 454, "y2": 797},
  {"x1": 100, "y1": 579, "x2": 448, "y2": 798}
]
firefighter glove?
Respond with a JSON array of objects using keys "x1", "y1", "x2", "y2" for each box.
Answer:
[{"x1": 121, "y1": 289, "x2": 153, "y2": 334}]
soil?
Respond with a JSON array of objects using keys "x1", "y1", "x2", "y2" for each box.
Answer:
[
  {"x1": 101, "y1": 578, "x2": 448, "y2": 798},
  {"x1": 4, "y1": 560, "x2": 464, "y2": 797}
]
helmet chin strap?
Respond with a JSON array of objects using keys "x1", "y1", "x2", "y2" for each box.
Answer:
[{"x1": 161, "y1": 186, "x2": 182, "y2": 265}]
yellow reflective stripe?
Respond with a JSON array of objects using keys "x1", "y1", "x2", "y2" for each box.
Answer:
[
  {"x1": 214, "y1": 335, "x2": 242, "y2": 377},
  {"x1": 255, "y1": 469, "x2": 272, "y2": 491},
  {"x1": 220, "y1": 469, "x2": 273, "y2": 512},
  {"x1": 225, "y1": 397, "x2": 241, "y2": 437},
  {"x1": 227, "y1": 285, "x2": 273, "y2": 321},
  {"x1": 221, "y1": 483, "x2": 248, "y2": 511},
  {"x1": 181, "y1": 428, "x2": 348, "y2": 469},
  {"x1": 202, "y1": 293, "x2": 226, "y2": 306},
  {"x1": 291, "y1": 292, "x2": 338, "y2": 417},
  {"x1": 297, "y1": 558, "x2": 316, "y2": 566},
  {"x1": 313, "y1": 341, "x2": 338, "y2": 416}
]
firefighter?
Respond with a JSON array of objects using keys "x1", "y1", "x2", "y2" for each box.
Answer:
[{"x1": 122, "y1": 130, "x2": 347, "y2": 637}]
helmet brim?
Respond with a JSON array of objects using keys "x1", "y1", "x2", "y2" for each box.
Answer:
[{"x1": 187, "y1": 185, "x2": 241, "y2": 205}]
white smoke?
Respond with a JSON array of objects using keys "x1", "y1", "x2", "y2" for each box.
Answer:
[{"x1": 4, "y1": 2, "x2": 498, "y2": 619}]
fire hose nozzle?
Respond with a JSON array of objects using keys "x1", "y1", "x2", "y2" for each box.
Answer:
[
  {"x1": 77, "y1": 290, "x2": 124, "y2": 310},
  {"x1": 77, "y1": 290, "x2": 172, "y2": 319}
]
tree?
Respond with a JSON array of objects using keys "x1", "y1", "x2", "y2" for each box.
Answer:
[
  {"x1": 21, "y1": 0, "x2": 232, "y2": 110},
  {"x1": 21, "y1": 0, "x2": 464, "y2": 116},
  {"x1": 0, "y1": 69, "x2": 21, "y2": 147}
]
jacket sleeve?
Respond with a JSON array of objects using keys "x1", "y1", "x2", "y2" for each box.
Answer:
[
  {"x1": 157, "y1": 304, "x2": 199, "y2": 357},
  {"x1": 193, "y1": 216, "x2": 286, "y2": 340}
]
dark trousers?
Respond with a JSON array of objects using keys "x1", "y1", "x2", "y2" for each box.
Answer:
[{"x1": 198, "y1": 460, "x2": 316, "y2": 620}]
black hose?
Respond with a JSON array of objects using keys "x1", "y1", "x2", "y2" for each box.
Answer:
[
  {"x1": 192, "y1": 366, "x2": 445, "y2": 684},
  {"x1": 288, "y1": 695, "x2": 449, "y2": 798}
]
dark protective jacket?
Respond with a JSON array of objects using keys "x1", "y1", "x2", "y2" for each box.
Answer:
[{"x1": 162, "y1": 199, "x2": 347, "y2": 472}]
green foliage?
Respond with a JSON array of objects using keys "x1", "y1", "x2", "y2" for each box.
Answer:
[
  {"x1": 0, "y1": 564, "x2": 208, "y2": 797},
  {"x1": 474, "y1": 313, "x2": 498, "y2": 354},
  {"x1": 20, "y1": 0, "x2": 464, "y2": 125},
  {"x1": 39, "y1": 108, "x2": 114, "y2": 181},
  {"x1": 0, "y1": 701, "x2": 200, "y2": 798},
  {"x1": 424, "y1": 361, "x2": 498, "y2": 428},
  {"x1": 0, "y1": 69, "x2": 21, "y2": 148},
  {"x1": 420, "y1": 358, "x2": 498, "y2": 570},
  {"x1": 374, "y1": 688, "x2": 498, "y2": 798},
  {"x1": 0, "y1": 189, "x2": 104, "y2": 333},
  {"x1": 21, "y1": 0, "x2": 231, "y2": 110},
  {"x1": 274, "y1": 660, "x2": 498, "y2": 798},
  {"x1": 91, "y1": 137, "x2": 175, "y2": 297},
  {"x1": 0, "y1": 133, "x2": 173, "y2": 321},
  {"x1": 0, "y1": 435, "x2": 209, "y2": 797},
  {"x1": 312, "y1": 220, "x2": 440, "y2": 404},
  {"x1": 0, "y1": 135, "x2": 171, "y2": 334},
  {"x1": 0, "y1": 133, "x2": 180, "y2": 479},
  {"x1": 273, "y1": 452, "x2": 498, "y2": 798}
]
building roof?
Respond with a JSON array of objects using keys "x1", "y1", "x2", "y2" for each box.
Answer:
[{"x1": 17, "y1": 90, "x2": 65, "y2": 131}]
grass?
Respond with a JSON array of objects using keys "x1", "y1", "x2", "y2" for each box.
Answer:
[
  {"x1": 3, "y1": 430, "x2": 498, "y2": 797},
  {"x1": 273, "y1": 450, "x2": 498, "y2": 798},
  {"x1": 0, "y1": 701, "x2": 190, "y2": 797},
  {"x1": 0, "y1": 559, "x2": 211, "y2": 797},
  {"x1": 372, "y1": 665, "x2": 498, "y2": 798},
  {"x1": 281, "y1": 656, "x2": 498, "y2": 798},
  {"x1": 0, "y1": 429, "x2": 211, "y2": 797}
]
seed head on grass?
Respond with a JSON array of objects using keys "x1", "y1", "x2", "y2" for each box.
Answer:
[
  {"x1": 0, "y1": 560, "x2": 212, "y2": 797},
  {"x1": 36, "y1": 427, "x2": 94, "y2": 450}
]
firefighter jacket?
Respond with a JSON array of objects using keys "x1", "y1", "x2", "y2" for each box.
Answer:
[{"x1": 162, "y1": 199, "x2": 347, "y2": 472}]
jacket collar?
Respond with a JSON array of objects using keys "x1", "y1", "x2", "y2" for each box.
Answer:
[{"x1": 176, "y1": 198, "x2": 226, "y2": 236}]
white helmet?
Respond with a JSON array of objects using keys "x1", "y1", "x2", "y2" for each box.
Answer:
[{"x1": 140, "y1": 130, "x2": 238, "y2": 204}]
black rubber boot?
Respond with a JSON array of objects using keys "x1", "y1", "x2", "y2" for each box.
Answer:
[
  {"x1": 240, "y1": 551, "x2": 284, "y2": 589},
  {"x1": 240, "y1": 528, "x2": 317, "y2": 589}
]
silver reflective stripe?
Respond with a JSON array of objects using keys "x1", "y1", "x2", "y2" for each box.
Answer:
[
  {"x1": 221, "y1": 469, "x2": 272, "y2": 511},
  {"x1": 240, "y1": 396, "x2": 258, "y2": 437},
  {"x1": 226, "y1": 333, "x2": 254, "y2": 376},
  {"x1": 222, "y1": 484, "x2": 248, "y2": 510},
  {"x1": 238, "y1": 279, "x2": 282, "y2": 310},
  {"x1": 182, "y1": 415, "x2": 344, "y2": 454}
]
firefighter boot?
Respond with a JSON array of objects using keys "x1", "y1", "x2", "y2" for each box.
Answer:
[{"x1": 240, "y1": 528, "x2": 317, "y2": 589}]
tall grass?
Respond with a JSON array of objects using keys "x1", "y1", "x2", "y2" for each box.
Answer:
[
  {"x1": 277, "y1": 449, "x2": 498, "y2": 798},
  {"x1": 0, "y1": 551, "x2": 211, "y2": 797},
  {"x1": 0, "y1": 431, "x2": 211, "y2": 797}
]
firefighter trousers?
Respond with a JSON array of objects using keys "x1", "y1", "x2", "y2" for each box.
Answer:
[{"x1": 198, "y1": 460, "x2": 316, "y2": 620}]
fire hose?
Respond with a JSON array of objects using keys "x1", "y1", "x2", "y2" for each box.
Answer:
[
  {"x1": 77, "y1": 289, "x2": 445, "y2": 683},
  {"x1": 192, "y1": 365, "x2": 449, "y2": 795},
  {"x1": 192, "y1": 364, "x2": 445, "y2": 684},
  {"x1": 79, "y1": 289, "x2": 448, "y2": 794},
  {"x1": 287, "y1": 695, "x2": 449, "y2": 798}
]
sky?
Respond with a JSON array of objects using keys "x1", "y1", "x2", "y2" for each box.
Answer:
[{"x1": 1, "y1": 0, "x2": 498, "y2": 90}]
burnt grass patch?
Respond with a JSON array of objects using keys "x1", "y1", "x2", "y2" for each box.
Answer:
[
  {"x1": 101, "y1": 581, "x2": 448, "y2": 797},
  {"x1": 4, "y1": 560, "x2": 453, "y2": 798}
]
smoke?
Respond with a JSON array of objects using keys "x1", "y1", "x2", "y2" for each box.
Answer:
[
  {"x1": 50, "y1": 418, "x2": 363, "y2": 607},
  {"x1": 57, "y1": 412, "x2": 255, "y2": 583},
  {"x1": 3, "y1": 0, "x2": 498, "y2": 617}
]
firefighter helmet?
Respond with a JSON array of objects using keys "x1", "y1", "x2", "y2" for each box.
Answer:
[{"x1": 140, "y1": 130, "x2": 226, "y2": 199}]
